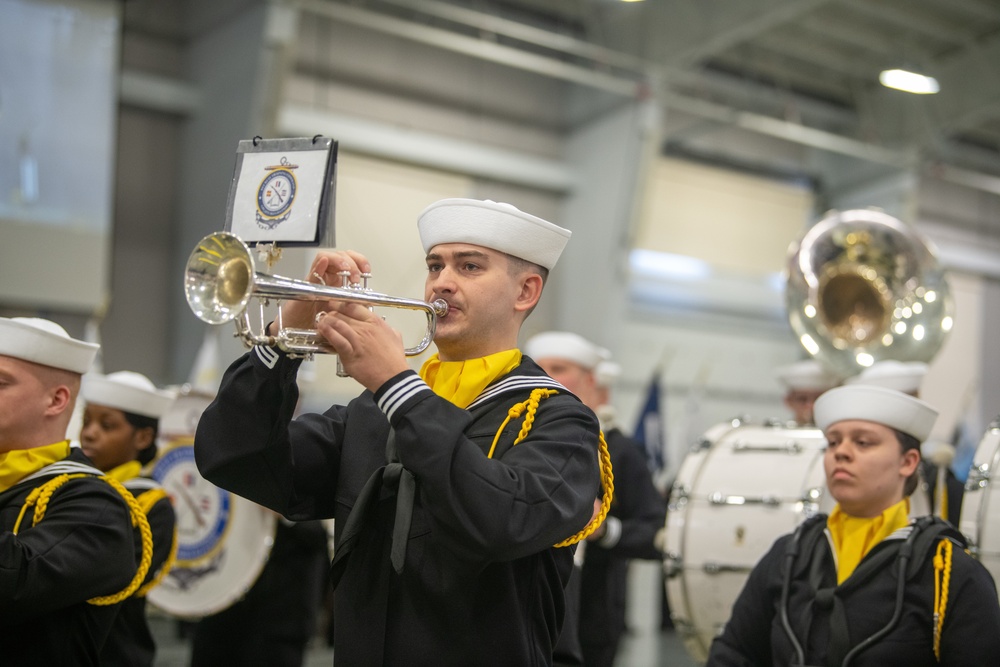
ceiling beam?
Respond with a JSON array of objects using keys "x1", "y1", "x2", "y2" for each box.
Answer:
[
  {"x1": 662, "y1": 93, "x2": 913, "y2": 166},
  {"x1": 372, "y1": 0, "x2": 648, "y2": 74},
  {"x1": 657, "y1": 0, "x2": 836, "y2": 68},
  {"x1": 293, "y1": 0, "x2": 643, "y2": 96},
  {"x1": 840, "y1": 0, "x2": 971, "y2": 44}
]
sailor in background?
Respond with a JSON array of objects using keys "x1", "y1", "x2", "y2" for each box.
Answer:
[
  {"x1": 526, "y1": 331, "x2": 666, "y2": 667},
  {"x1": 774, "y1": 359, "x2": 843, "y2": 426},
  {"x1": 79, "y1": 370, "x2": 178, "y2": 667},
  {"x1": 708, "y1": 384, "x2": 1000, "y2": 666},
  {"x1": 0, "y1": 317, "x2": 150, "y2": 665},
  {"x1": 845, "y1": 360, "x2": 964, "y2": 525}
]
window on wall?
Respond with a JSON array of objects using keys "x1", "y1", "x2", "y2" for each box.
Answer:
[
  {"x1": 0, "y1": 0, "x2": 120, "y2": 312},
  {"x1": 629, "y1": 157, "x2": 815, "y2": 320}
]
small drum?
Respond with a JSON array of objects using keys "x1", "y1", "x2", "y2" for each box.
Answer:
[
  {"x1": 664, "y1": 417, "x2": 932, "y2": 663},
  {"x1": 145, "y1": 388, "x2": 277, "y2": 619},
  {"x1": 958, "y1": 419, "x2": 1000, "y2": 589}
]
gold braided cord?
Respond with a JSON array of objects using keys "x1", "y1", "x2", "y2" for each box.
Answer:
[
  {"x1": 486, "y1": 388, "x2": 615, "y2": 548},
  {"x1": 932, "y1": 538, "x2": 954, "y2": 661},
  {"x1": 12, "y1": 472, "x2": 154, "y2": 606},
  {"x1": 134, "y1": 488, "x2": 179, "y2": 598},
  {"x1": 88, "y1": 476, "x2": 153, "y2": 605},
  {"x1": 554, "y1": 432, "x2": 613, "y2": 548}
]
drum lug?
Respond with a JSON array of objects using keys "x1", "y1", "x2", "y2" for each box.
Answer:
[
  {"x1": 732, "y1": 439, "x2": 803, "y2": 454},
  {"x1": 709, "y1": 492, "x2": 780, "y2": 506},
  {"x1": 967, "y1": 463, "x2": 991, "y2": 491},
  {"x1": 702, "y1": 561, "x2": 752, "y2": 575},
  {"x1": 664, "y1": 551, "x2": 682, "y2": 578}
]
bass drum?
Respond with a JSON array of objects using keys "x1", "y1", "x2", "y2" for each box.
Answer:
[
  {"x1": 664, "y1": 418, "x2": 931, "y2": 663},
  {"x1": 145, "y1": 388, "x2": 277, "y2": 619},
  {"x1": 958, "y1": 419, "x2": 1000, "y2": 590}
]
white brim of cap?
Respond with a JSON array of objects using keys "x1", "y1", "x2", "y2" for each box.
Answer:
[
  {"x1": 82, "y1": 373, "x2": 176, "y2": 419},
  {"x1": 814, "y1": 385, "x2": 938, "y2": 442},
  {"x1": 0, "y1": 318, "x2": 98, "y2": 374},
  {"x1": 524, "y1": 331, "x2": 607, "y2": 370},
  {"x1": 418, "y1": 198, "x2": 571, "y2": 270}
]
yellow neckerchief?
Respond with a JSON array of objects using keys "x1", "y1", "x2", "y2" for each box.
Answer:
[
  {"x1": 106, "y1": 460, "x2": 142, "y2": 484},
  {"x1": 0, "y1": 440, "x2": 71, "y2": 492},
  {"x1": 419, "y1": 349, "x2": 522, "y2": 409},
  {"x1": 827, "y1": 498, "x2": 911, "y2": 584}
]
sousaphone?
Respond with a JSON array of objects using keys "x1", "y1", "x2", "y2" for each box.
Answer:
[{"x1": 784, "y1": 208, "x2": 953, "y2": 377}]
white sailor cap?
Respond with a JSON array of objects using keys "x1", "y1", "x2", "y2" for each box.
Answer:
[
  {"x1": 845, "y1": 360, "x2": 928, "y2": 394},
  {"x1": 775, "y1": 359, "x2": 842, "y2": 392},
  {"x1": 0, "y1": 317, "x2": 99, "y2": 374},
  {"x1": 594, "y1": 360, "x2": 621, "y2": 389},
  {"x1": 418, "y1": 198, "x2": 571, "y2": 270},
  {"x1": 814, "y1": 384, "x2": 938, "y2": 443},
  {"x1": 82, "y1": 371, "x2": 176, "y2": 419},
  {"x1": 524, "y1": 331, "x2": 610, "y2": 371}
]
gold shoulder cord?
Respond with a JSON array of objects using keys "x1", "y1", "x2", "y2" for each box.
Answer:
[
  {"x1": 134, "y1": 488, "x2": 179, "y2": 598},
  {"x1": 487, "y1": 388, "x2": 615, "y2": 547},
  {"x1": 12, "y1": 473, "x2": 154, "y2": 605},
  {"x1": 932, "y1": 538, "x2": 954, "y2": 661}
]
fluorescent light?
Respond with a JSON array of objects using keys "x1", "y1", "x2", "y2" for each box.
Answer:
[{"x1": 879, "y1": 69, "x2": 940, "y2": 95}]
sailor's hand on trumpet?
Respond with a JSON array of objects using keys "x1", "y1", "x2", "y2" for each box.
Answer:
[
  {"x1": 314, "y1": 300, "x2": 408, "y2": 393},
  {"x1": 266, "y1": 250, "x2": 371, "y2": 335}
]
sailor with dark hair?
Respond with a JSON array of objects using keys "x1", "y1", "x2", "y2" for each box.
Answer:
[
  {"x1": 707, "y1": 384, "x2": 1000, "y2": 666},
  {"x1": 79, "y1": 370, "x2": 178, "y2": 666}
]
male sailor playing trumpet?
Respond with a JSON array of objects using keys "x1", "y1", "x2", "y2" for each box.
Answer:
[{"x1": 193, "y1": 198, "x2": 610, "y2": 666}]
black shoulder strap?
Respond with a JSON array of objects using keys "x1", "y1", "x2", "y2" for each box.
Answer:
[
  {"x1": 785, "y1": 513, "x2": 828, "y2": 571},
  {"x1": 904, "y1": 515, "x2": 966, "y2": 579}
]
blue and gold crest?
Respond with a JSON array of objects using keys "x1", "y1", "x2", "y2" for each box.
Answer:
[{"x1": 255, "y1": 156, "x2": 299, "y2": 229}]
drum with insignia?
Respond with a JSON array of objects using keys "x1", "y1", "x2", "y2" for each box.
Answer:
[{"x1": 145, "y1": 387, "x2": 277, "y2": 618}]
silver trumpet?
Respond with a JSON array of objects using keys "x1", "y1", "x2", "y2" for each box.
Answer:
[{"x1": 184, "y1": 231, "x2": 448, "y2": 358}]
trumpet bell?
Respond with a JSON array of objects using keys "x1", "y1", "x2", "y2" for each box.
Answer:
[
  {"x1": 183, "y1": 231, "x2": 447, "y2": 358},
  {"x1": 185, "y1": 233, "x2": 255, "y2": 325}
]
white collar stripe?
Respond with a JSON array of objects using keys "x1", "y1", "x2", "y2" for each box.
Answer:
[
  {"x1": 125, "y1": 478, "x2": 161, "y2": 491},
  {"x1": 379, "y1": 375, "x2": 432, "y2": 421},
  {"x1": 254, "y1": 345, "x2": 280, "y2": 369},
  {"x1": 22, "y1": 460, "x2": 103, "y2": 483},
  {"x1": 467, "y1": 375, "x2": 565, "y2": 410}
]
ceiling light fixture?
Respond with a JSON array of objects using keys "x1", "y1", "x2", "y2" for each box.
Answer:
[{"x1": 879, "y1": 69, "x2": 940, "y2": 95}]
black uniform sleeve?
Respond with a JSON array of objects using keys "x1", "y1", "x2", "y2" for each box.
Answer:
[
  {"x1": 938, "y1": 547, "x2": 1000, "y2": 665},
  {"x1": 378, "y1": 371, "x2": 601, "y2": 562},
  {"x1": 194, "y1": 347, "x2": 346, "y2": 518},
  {"x1": 0, "y1": 477, "x2": 137, "y2": 619},
  {"x1": 144, "y1": 494, "x2": 177, "y2": 584},
  {"x1": 706, "y1": 535, "x2": 787, "y2": 667}
]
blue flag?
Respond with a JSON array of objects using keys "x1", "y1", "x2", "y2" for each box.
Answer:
[{"x1": 633, "y1": 372, "x2": 666, "y2": 477}]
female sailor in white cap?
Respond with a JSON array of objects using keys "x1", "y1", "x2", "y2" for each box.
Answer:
[
  {"x1": 0, "y1": 317, "x2": 153, "y2": 665},
  {"x1": 707, "y1": 384, "x2": 1000, "y2": 666},
  {"x1": 80, "y1": 371, "x2": 177, "y2": 667}
]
